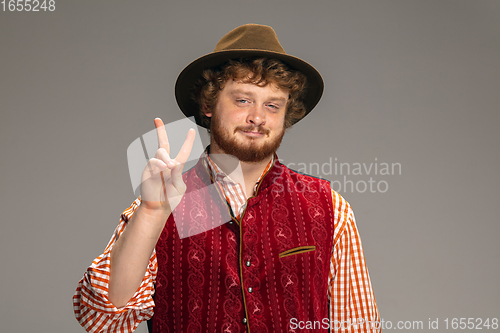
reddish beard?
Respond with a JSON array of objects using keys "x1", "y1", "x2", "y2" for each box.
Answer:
[{"x1": 210, "y1": 113, "x2": 285, "y2": 163}]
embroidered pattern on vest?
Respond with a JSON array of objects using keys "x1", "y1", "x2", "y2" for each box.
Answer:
[{"x1": 153, "y1": 157, "x2": 334, "y2": 333}]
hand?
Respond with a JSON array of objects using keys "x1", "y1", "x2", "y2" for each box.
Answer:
[{"x1": 139, "y1": 118, "x2": 196, "y2": 213}]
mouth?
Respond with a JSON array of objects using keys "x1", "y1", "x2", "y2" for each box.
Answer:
[
  {"x1": 239, "y1": 129, "x2": 266, "y2": 138},
  {"x1": 236, "y1": 126, "x2": 269, "y2": 138}
]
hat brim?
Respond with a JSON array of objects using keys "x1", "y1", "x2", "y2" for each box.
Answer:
[{"x1": 175, "y1": 49, "x2": 324, "y2": 128}]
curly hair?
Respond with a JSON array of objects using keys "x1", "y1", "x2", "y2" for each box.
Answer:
[{"x1": 191, "y1": 58, "x2": 308, "y2": 130}]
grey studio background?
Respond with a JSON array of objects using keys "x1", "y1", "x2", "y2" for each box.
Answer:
[{"x1": 1, "y1": 0, "x2": 499, "y2": 332}]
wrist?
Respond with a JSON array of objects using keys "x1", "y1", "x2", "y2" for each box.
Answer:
[{"x1": 135, "y1": 203, "x2": 171, "y2": 223}]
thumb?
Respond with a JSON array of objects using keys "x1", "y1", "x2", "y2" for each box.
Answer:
[{"x1": 170, "y1": 162, "x2": 186, "y2": 194}]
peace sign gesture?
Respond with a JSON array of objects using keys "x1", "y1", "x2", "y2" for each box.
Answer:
[{"x1": 140, "y1": 118, "x2": 196, "y2": 213}]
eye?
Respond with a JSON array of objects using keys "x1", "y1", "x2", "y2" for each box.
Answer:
[{"x1": 266, "y1": 103, "x2": 280, "y2": 111}]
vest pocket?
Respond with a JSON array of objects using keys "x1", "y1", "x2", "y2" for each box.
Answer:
[{"x1": 279, "y1": 245, "x2": 316, "y2": 258}]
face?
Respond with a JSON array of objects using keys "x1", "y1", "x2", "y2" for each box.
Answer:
[{"x1": 205, "y1": 79, "x2": 288, "y2": 162}]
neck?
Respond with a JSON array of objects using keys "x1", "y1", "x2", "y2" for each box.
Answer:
[{"x1": 208, "y1": 142, "x2": 273, "y2": 198}]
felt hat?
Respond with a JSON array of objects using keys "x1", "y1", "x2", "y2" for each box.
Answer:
[{"x1": 175, "y1": 23, "x2": 324, "y2": 128}]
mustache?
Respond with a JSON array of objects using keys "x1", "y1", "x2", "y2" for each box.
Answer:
[{"x1": 234, "y1": 125, "x2": 270, "y2": 135}]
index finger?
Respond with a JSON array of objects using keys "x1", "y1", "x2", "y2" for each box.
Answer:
[
  {"x1": 174, "y1": 128, "x2": 196, "y2": 165},
  {"x1": 154, "y1": 118, "x2": 170, "y2": 153}
]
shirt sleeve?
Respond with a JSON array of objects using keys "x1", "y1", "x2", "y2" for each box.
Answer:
[
  {"x1": 328, "y1": 189, "x2": 381, "y2": 332},
  {"x1": 73, "y1": 197, "x2": 157, "y2": 333}
]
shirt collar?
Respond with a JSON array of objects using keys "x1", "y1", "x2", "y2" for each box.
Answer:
[{"x1": 202, "y1": 147, "x2": 275, "y2": 190}]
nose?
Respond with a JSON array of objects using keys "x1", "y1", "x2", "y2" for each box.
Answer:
[{"x1": 246, "y1": 104, "x2": 266, "y2": 127}]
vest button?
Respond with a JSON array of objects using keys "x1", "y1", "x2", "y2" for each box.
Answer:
[
  {"x1": 245, "y1": 261, "x2": 251, "y2": 267},
  {"x1": 242, "y1": 317, "x2": 247, "y2": 324},
  {"x1": 228, "y1": 221, "x2": 233, "y2": 225},
  {"x1": 248, "y1": 287, "x2": 253, "y2": 293}
]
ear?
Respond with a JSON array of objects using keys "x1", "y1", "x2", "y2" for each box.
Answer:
[{"x1": 202, "y1": 104, "x2": 212, "y2": 118}]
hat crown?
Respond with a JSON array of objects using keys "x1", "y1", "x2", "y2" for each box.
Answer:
[{"x1": 214, "y1": 24, "x2": 286, "y2": 54}]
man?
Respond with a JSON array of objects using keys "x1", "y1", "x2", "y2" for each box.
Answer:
[{"x1": 74, "y1": 24, "x2": 380, "y2": 332}]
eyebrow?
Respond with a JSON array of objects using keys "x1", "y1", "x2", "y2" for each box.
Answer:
[{"x1": 268, "y1": 97, "x2": 288, "y2": 103}]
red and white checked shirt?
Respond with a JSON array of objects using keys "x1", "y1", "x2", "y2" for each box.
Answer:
[{"x1": 73, "y1": 153, "x2": 380, "y2": 332}]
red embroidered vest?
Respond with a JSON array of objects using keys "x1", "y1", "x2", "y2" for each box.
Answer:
[{"x1": 151, "y1": 157, "x2": 335, "y2": 333}]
